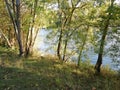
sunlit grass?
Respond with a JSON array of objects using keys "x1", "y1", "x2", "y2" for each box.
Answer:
[{"x1": 0, "y1": 47, "x2": 120, "y2": 90}]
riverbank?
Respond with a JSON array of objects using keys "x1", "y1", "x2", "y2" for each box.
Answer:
[
  {"x1": 34, "y1": 29, "x2": 120, "y2": 70},
  {"x1": 0, "y1": 47, "x2": 120, "y2": 90}
]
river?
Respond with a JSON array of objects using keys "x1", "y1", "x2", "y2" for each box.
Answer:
[{"x1": 34, "y1": 29, "x2": 120, "y2": 70}]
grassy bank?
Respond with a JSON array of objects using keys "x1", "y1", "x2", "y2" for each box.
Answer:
[{"x1": 0, "y1": 47, "x2": 120, "y2": 90}]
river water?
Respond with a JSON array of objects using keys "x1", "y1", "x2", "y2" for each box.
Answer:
[{"x1": 34, "y1": 29, "x2": 120, "y2": 70}]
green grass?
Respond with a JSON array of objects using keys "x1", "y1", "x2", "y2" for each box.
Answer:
[{"x1": 0, "y1": 47, "x2": 120, "y2": 90}]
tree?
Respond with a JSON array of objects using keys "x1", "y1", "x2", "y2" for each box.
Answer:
[
  {"x1": 25, "y1": 0, "x2": 38, "y2": 56},
  {"x1": 0, "y1": 0, "x2": 16, "y2": 48},
  {"x1": 95, "y1": 0, "x2": 115, "y2": 73},
  {"x1": 4, "y1": 0, "x2": 46, "y2": 56},
  {"x1": 5, "y1": 0, "x2": 23, "y2": 56},
  {"x1": 56, "y1": 0, "x2": 85, "y2": 61},
  {"x1": 77, "y1": 26, "x2": 89, "y2": 66}
]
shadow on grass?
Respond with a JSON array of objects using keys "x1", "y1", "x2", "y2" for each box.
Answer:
[
  {"x1": 0, "y1": 47, "x2": 120, "y2": 90},
  {"x1": 0, "y1": 47, "x2": 20, "y2": 61},
  {"x1": 0, "y1": 61, "x2": 80, "y2": 90},
  {"x1": 0, "y1": 66, "x2": 55, "y2": 90},
  {"x1": 0, "y1": 59, "x2": 120, "y2": 90},
  {"x1": 15, "y1": 59, "x2": 120, "y2": 90}
]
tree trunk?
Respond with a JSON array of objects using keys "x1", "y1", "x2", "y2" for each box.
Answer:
[
  {"x1": 95, "y1": 0, "x2": 114, "y2": 73},
  {"x1": 57, "y1": 29, "x2": 63, "y2": 60},
  {"x1": 57, "y1": 7, "x2": 75, "y2": 60},
  {"x1": 25, "y1": 0, "x2": 38, "y2": 57},
  {"x1": 0, "y1": 29, "x2": 12, "y2": 47},
  {"x1": 95, "y1": 54, "x2": 102, "y2": 73},
  {"x1": 16, "y1": 0, "x2": 23, "y2": 56},
  {"x1": 95, "y1": 27, "x2": 108, "y2": 73},
  {"x1": 62, "y1": 36, "x2": 68, "y2": 61},
  {"x1": 77, "y1": 47, "x2": 83, "y2": 66},
  {"x1": 5, "y1": 0, "x2": 23, "y2": 56},
  {"x1": 77, "y1": 26, "x2": 89, "y2": 66}
]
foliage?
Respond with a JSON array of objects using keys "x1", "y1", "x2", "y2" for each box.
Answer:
[
  {"x1": 107, "y1": 28, "x2": 120, "y2": 67},
  {"x1": 0, "y1": 0, "x2": 120, "y2": 73}
]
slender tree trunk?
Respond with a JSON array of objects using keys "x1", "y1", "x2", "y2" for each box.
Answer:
[
  {"x1": 0, "y1": 29, "x2": 11, "y2": 47},
  {"x1": 16, "y1": 0, "x2": 23, "y2": 56},
  {"x1": 95, "y1": 25, "x2": 109, "y2": 73},
  {"x1": 25, "y1": 0, "x2": 38, "y2": 57},
  {"x1": 5, "y1": 0, "x2": 23, "y2": 56},
  {"x1": 31, "y1": 29, "x2": 39, "y2": 48},
  {"x1": 5, "y1": 0, "x2": 17, "y2": 34},
  {"x1": 56, "y1": 18, "x2": 68, "y2": 60},
  {"x1": 62, "y1": 35, "x2": 68, "y2": 61},
  {"x1": 57, "y1": 28, "x2": 63, "y2": 60},
  {"x1": 77, "y1": 47, "x2": 83, "y2": 66},
  {"x1": 77, "y1": 26, "x2": 89, "y2": 66},
  {"x1": 62, "y1": 8, "x2": 75, "y2": 61},
  {"x1": 95, "y1": 0, "x2": 114, "y2": 73},
  {"x1": 57, "y1": 0, "x2": 82, "y2": 60}
]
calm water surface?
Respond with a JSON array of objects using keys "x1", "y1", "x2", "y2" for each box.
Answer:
[{"x1": 34, "y1": 29, "x2": 119, "y2": 70}]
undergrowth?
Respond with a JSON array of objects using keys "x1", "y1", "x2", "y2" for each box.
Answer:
[{"x1": 0, "y1": 47, "x2": 120, "y2": 90}]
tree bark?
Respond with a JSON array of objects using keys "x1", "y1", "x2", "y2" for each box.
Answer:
[
  {"x1": 5, "y1": 0, "x2": 23, "y2": 56},
  {"x1": 25, "y1": 0, "x2": 38, "y2": 57},
  {"x1": 62, "y1": 34, "x2": 68, "y2": 61},
  {"x1": 95, "y1": 0, "x2": 114, "y2": 73},
  {"x1": 57, "y1": 28, "x2": 63, "y2": 60},
  {"x1": 57, "y1": 0, "x2": 78, "y2": 60},
  {"x1": 0, "y1": 29, "x2": 12, "y2": 47},
  {"x1": 57, "y1": 0, "x2": 62, "y2": 60},
  {"x1": 77, "y1": 26, "x2": 89, "y2": 66},
  {"x1": 16, "y1": 0, "x2": 23, "y2": 56},
  {"x1": 95, "y1": 24, "x2": 109, "y2": 73}
]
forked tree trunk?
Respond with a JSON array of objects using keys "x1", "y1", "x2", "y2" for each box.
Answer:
[
  {"x1": 5, "y1": 0, "x2": 23, "y2": 56},
  {"x1": 57, "y1": 0, "x2": 77, "y2": 60},
  {"x1": 25, "y1": 0, "x2": 38, "y2": 57}
]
